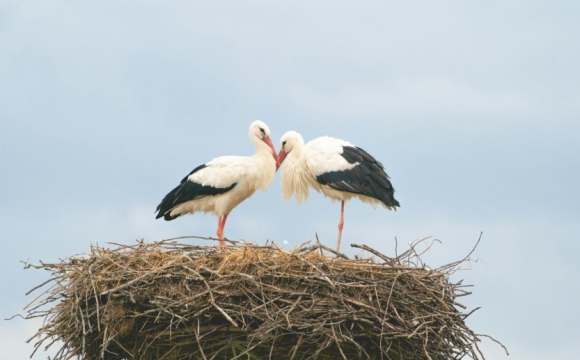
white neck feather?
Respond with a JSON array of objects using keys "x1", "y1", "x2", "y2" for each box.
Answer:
[
  {"x1": 281, "y1": 143, "x2": 311, "y2": 203},
  {"x1": 250, "y1": 138, "x2": 277, "y2": 191}
]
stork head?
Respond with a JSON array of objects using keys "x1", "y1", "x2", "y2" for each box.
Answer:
[
  {"x1": 249, "y1": 120, "x2": 280, "y2": 170},
  {"x1": 278, "y1": 131, "x2": 305, "y2": 165}
]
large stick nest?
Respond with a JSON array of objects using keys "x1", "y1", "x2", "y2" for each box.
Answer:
[{"x1": 24, "y1": 237, "x2": 504, "y2": 360}]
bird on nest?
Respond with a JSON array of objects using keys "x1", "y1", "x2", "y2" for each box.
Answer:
[
  {"x1": 155, "y1": 120, "x2": 279, "y2": 246},
  {"x1": 277, "y1": 131, "x2": 399, "y2": 252}
]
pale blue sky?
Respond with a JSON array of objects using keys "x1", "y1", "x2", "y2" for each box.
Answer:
[{"x1": 1, "y1": 1, "x2": 579, "y2": 359}]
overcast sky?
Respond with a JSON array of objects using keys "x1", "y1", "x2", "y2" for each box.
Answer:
[{"x1": 1, "y1": 1, "x2": 579, "y2": 359}]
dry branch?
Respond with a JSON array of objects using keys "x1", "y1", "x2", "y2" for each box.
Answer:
[{"x1": 23, "y1": 237, "x2": 504, "y2": 360}]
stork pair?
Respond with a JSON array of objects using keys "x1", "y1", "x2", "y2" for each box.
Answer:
[{"x1": 155, "y1": 121, "x2": 399, "y2": 252}]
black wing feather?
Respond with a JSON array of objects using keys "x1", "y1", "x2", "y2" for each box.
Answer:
[
  {"x1": 155, "y1": 164, "x2": 237, "y2": 221},
  {"x1": 315, "y1": 146, "x2": 400, "y2": 208}
]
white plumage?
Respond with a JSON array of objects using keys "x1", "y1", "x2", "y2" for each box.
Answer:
[
  {"x1": 278, "y1": 131, "x2": 399, "y2": 251},
  {"x1": 156, "y1": 120, "x2": 279, "y2": 246}
]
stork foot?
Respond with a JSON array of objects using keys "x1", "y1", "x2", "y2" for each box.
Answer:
[
  {"x1": 336, "y1": 200, "x2": 345, "y2": 252},
  {"x1": 216, "y1": 214, "x2": 230, "y2": 247},
  {"x1": 337, "y1": 224, "x2": 343, "y2": 252}
]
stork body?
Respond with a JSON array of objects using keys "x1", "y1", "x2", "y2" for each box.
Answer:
[
  {"x1": 155, "y1": 120, "x2": 279, "y2": 246},
  {"x1": 278, "y1": 131, "x2": 399, "y2": 251}
]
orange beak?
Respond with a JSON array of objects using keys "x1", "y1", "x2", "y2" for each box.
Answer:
[
  {"x1": 263, "y1": 136, "x2": 280, "y2": 171},
  {"x1": 277, "y1": 149, "x2": 287, "y2": 167}
]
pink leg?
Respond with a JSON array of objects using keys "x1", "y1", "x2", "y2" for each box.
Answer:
[
  {"x1": 216, "y1": 213, "x2": 229, "y2": 247},
  {"x1": 337, "y1": 200, "x2": 345, "y2": 252}
]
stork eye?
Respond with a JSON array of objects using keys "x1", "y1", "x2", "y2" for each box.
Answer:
[
  {"x1": 259, "y1": 127, "x2": 265, "y2": 136},
  {"x1": 282, "y1": 140, "x2": 287, "y2": 147}
]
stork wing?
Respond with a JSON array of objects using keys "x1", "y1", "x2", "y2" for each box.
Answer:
[
  {"x1": 303, "y1": 136, "x2": 358, "y2": 177},
  {"x1": 155, "y1": 156, "x2": 244, "y2": 220},
  {"x1": 305, "y1": 137, "x2": 399, "y2": 208}
]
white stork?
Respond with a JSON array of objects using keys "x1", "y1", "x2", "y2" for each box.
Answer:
[
  {"x1": 278, "y1": 131, "x2": 400, "y2": 252},
  {"x1": 155, "y1": 120, "x2": 279, "y2": 246}
]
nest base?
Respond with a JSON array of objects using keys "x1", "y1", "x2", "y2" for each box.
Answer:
[{"x1": 24, "y1": 238, "x2": 500, "y2": 360}]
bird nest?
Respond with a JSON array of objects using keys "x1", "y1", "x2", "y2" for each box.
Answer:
[{"x1": 23, "y1": 236, "x2": 505, "y2": 360}]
